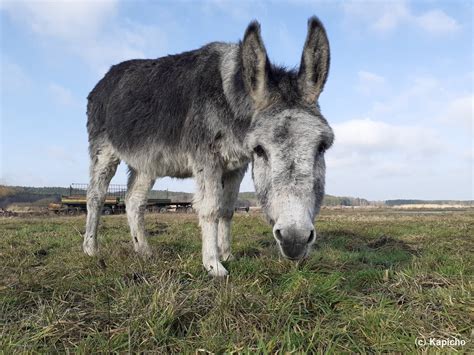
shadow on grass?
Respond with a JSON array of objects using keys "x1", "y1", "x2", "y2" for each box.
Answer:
[
  {"x1": 234, "y1": 229, "x2": 419, "y2": 263},
  {"x1": 317, "y1": 230, "x2": 419, "y2": 259},
  {"x1": 147, "y1": 222, "x2": 170, "y2": 237},
  {"x1": 231, "y1": 233, "x2": 275, "y2": 259}
]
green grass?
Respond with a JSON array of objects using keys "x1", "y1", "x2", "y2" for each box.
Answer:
[{"x1": 1, "y1": 209, "x2": 473, "y2": 352}]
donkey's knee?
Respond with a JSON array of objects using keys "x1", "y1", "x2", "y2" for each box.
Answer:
[
  {"x1": 221, "y1": 206, "x2": 234, "y2": 220},
  {"x1": 86, "y1": 192, "x2": 102, "y2": 210},
  {"x1": 193, "y1": 198, "x2": 221, "y2": 223}
]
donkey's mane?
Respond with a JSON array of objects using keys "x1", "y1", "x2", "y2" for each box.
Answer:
[{"x1": 267, "y1": 64, "x2": 301, "y2": 105}]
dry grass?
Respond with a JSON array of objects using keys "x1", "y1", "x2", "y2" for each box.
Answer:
[{"x1": 1, "y1": 209, "x2": 473, "y2": 352}]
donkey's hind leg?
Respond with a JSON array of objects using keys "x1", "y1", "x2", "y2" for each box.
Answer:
[
  {"x1": 83, "y1": 143, "x2": 120, "y2": 256},
  {"x1": 125, "y1": 169, "x2": 155, "y2": 258},
  {"x1": 218, "y1": 167, "x2": 246, "y2": 261}
]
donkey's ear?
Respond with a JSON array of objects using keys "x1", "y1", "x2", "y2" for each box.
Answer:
[
  {"x1": 241, "y1": 20, "x2": 269, "y2": 105},
  {"x1": 298, "y1": 16, "x2": 330, "y2": 104}
]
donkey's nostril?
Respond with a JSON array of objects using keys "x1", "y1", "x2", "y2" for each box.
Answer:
[
  {"x1": 274, "y1": 229, "x2": 283, "y2": 241},
  {"x1": 307, "y1": 230, "x2": 315, "y2": 244}
]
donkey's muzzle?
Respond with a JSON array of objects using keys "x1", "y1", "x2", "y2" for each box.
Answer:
[{"x1": 274, "y1": 226, "x2": 315, "y2": 260}]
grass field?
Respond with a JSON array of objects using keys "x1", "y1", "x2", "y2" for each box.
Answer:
[{"x1": 1, "y1": 209, "x2": 473, "y2": 352}]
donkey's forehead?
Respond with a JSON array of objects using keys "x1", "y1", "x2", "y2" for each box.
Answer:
[{"x1": 255, "y1": 108, "x2": 332, "y2": 141}]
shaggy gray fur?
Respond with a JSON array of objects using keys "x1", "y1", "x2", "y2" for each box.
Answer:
[{"x1": 84, "y1": 16, "x2": 334, "y2": 276}]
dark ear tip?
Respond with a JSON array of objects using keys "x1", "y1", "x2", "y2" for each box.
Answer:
[
  {"x1": 307, "y1": 16, "x2": 325, "y2": 31},
  {"x1": 244, "y1": 20, "x2": 261, "y2": 39}
]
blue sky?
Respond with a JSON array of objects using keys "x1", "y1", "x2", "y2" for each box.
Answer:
[{"x1": 0, "y1": 0, "x2": 472, "y2": 200}]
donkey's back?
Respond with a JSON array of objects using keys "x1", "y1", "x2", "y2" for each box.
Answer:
[{"x1": 87, "y1": 42, "x2": 234, "y2": 156}]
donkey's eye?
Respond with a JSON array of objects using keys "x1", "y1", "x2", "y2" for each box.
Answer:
[
  {"x1": 253, "y1": 145, "x2": 266, "y2": 157},
  {"x1": 317, "y1": 142, "x2": 327, "y2": 155}
]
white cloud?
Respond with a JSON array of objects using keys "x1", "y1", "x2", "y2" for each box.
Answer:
[
  {"x1": 415, "y1": 9, "x2": 461, "y2": 35},
  {"x1": 326, "y1": 69, "x2": 473, "y2": 199},
  {"x1": 76, "y1": 22, "x2": 168, "y2": 75},
  {"x1": 369, "y1": 76, "x2": 445, "y2": 121},
  {"x1": 1, "y1": 0, "x2": 117, "y2": 40},
  {"x1": 329, "y1": 118, "x2": 440, "y2": 164},
  {"x1": 342, "y1": 0, "x2": 409, "y2": 33},
  {"x1": 356, "y1": 70, "x2": 385, "y2": 95},
  {"x1": 343, "y1": 1, "x2": 460, "y2": 35},
  {"x1": 48, "y1": 83, "x2": 78, "y2": 107},
  {"x1": 365, "y1": 76, "x2": 472, "y2": 135},
  {"x1": 1, "y1": 0, "x2": 167, "y2": 74},
  {"x1": 325, "y1": 116, "x2": 467, "y2": 198},
  {"x1": 463, "y1": 149, "x2": 473, "y2": 162},
  {"x1": 371, "y1": 2, "x2": 410, "y2": 32},
  {"x1": 439, "y1": 94, "x2": 473, "y2": 129},
  {"x1": 0, "y1": 57, "x2": 32, "y2": 93}
]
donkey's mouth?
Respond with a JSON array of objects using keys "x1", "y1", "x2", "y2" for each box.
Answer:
[
  {"x1": 282, "y1": 253, "x2": 308, "y2": 262},
  {"x1": 277, "y1": 242, "x2": 309, "y2": 261}
]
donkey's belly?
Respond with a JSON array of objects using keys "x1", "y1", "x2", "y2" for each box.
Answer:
[{"x1": 116, "y1": 144, "x2": 193, "y2": 179}]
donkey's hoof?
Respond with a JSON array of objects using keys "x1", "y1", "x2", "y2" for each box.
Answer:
[
  {"x1": 135, "y1": 245, "x2": 152, "y2": 259},
  {"x1": 206, "y1": 261, "x2": 229, "y2": 277},
  {"x1": 83, "y1": 243, "x2": 98, "y2": 256},
  {"x1": 208, "y1": 268, "x2": 229, "y2": 278}
]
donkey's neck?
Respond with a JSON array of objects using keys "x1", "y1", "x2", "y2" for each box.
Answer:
[{"x1": 209, "y1": 43, "x2": 254, "y2": 170}]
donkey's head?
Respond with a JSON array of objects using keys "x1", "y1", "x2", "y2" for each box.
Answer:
[{"x1": 242, "y1": 17, "x2": 334, "y2": 260}]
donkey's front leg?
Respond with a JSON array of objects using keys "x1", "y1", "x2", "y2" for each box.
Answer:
[
  {"x1": 194, "y1": 166, "x2": 228, "y2": 277},
  {"x1": 218, "y1": 167, "x2": 246, "y2": 261}
]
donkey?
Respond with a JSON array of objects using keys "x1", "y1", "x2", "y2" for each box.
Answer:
[{"x1": 83, "y1": 16, "x2": 334, "y2": 276}]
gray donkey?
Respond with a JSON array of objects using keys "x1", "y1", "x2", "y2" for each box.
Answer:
[{"x1": 83, "y1": 16, "x2": 334, "y2": 276}]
